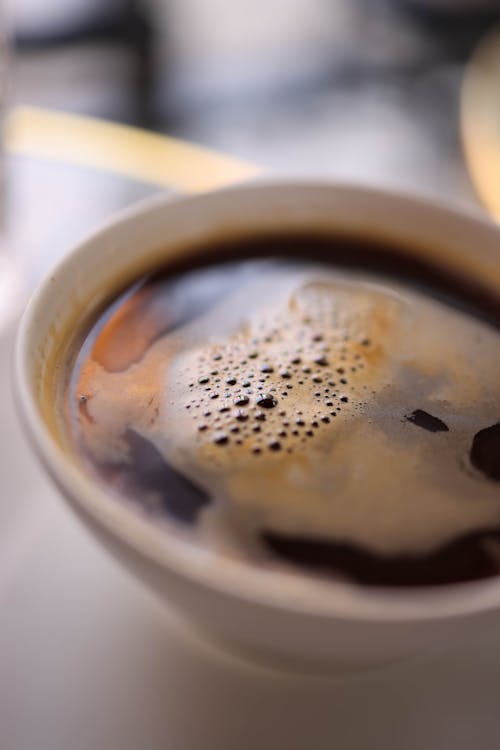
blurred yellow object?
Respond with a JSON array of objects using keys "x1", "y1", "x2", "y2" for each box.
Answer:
[
  {"x1": 5, "y1": 106, "x2": 260, "y2": 193},
  {"x1": 461, "y1": 23, "x2": 500, "y2": 221}
]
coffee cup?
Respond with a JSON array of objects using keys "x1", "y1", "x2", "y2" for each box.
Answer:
[{"x1": 15, "y1": 180, "x2": 500, "y2": 671}]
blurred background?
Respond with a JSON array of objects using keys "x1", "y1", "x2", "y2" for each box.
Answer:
[
  {"x1": 6, "y1": 0, "x2": 500, "y2": 200},
  {"x1": 1, "y1": 0, "x2": 500, "y2": 293}
]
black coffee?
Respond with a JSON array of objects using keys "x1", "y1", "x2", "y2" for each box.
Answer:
[{"x1": 66, "y1": 233, "x2": 500, "y2": 587}]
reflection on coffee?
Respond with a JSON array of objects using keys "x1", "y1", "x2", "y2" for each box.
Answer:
[{"x1": 65, "y1": 234, "x2": 500, "y2": 587}]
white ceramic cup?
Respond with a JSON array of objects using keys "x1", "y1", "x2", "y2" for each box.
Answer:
[{"x1": 15, "y1": 180, "x2": 500, "y2": 671}]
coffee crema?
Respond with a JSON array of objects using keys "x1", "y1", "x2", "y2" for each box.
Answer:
[{"x1": 65, "y1": 233, "x2": 500, "y2": 587}]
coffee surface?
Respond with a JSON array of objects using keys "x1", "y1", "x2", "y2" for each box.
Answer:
[{"x1": 66, "y1": 234, "x2": 500, "y2": 587}]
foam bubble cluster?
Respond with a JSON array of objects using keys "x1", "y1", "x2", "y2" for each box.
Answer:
[
  {"x1": 167, "y1": 280, "x2": 398, "y2": 463},
  {"x1": 70, "y1": 259, "x2": 500, "y2": 581}
]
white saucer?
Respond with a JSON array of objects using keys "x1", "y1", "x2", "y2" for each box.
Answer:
[{"x1": 2, "y1": 319, "x2": 500, "y2": 750}]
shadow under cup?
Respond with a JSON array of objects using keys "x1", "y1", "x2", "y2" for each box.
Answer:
[{"x1": 14, "y1": 181, "x2": 500, "y2": 670}]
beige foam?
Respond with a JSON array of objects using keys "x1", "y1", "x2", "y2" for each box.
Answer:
[{"x1": 72, "y1": 267, "x2": 500, "y2": 557}]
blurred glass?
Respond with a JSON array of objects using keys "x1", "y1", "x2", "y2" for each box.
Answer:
[{"x1": 0, "y1": 5, "x2": 22, "y2": 329}]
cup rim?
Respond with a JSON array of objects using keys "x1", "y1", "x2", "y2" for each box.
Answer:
[{"x1": 15, "y1": 177, "x2": 500, "y2": 625}]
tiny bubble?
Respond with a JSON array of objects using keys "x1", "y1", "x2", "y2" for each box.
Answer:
[
  {"x1": 256, "y1": 394, "x2": 277, "y2": 409},
  {"x1": 234, "y1": 395, "x2": 249, "y2": 406},
  {"x1": 313, "y1": 355, "x2": 328, "y2": 366}
]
